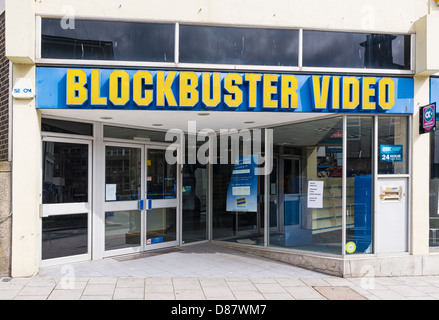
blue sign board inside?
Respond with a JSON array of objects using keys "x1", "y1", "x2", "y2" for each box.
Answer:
[
  {"x1": 226, "y1": 155, "x2": 258, "y2": 212},
  {"x1": 380, "y1": 145, "x2": 403, "y2": 163}
]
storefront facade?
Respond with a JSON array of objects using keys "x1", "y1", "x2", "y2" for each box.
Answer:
[{"x1": 4, "y1": 0, "x2": 439, "y2": 277}]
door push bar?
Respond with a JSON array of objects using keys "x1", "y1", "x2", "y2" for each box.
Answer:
[{"x1": 139, "y1": 199, "x2": 152, "y2": 210}]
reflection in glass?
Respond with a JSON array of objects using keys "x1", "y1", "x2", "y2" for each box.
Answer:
[
  {"x1": 42, "y1": 118, "x2": 93, "y2": 136},
  {"x1": 180, "y1": 25, "x2": 299, "y2": 66},
  {"x1": 42, "y1": 142, "x2": 88, "y2": 204},
  {"x1": 105, "y1": 210, "x2": 141, "y2": 250},
  {"x1": 269, "y1": 117, "x2": 343, "y2": 255},
  {"x1": 346, "y1": 117, "x2": 373, "y2": 254},
  {"x1": 147, "y1": 149, "x2": 177, "y2": 199},
  {"x1": 42, "y1": 214, "x2": 88, "y2": 260},
  {"x1": 104, "y1": 126, "x2": 168, "y2": 142},
  {"x1": 146, "y1": 208, "x2": 177, "y2": 244},
  {"x1": 41, "y1": 18, "x2": 174, "y2": 62},
  {"x1": 303, "y1": 31, "x2": 411, "y2": 70},
  {"x1": 105, "y1": 146, "x2": 141, "y2": 201},
  {"x1": 378, "y1": 117, "x2": 408, "y2": 174}
]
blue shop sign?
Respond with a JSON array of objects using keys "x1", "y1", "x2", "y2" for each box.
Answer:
[
  {"x1": 380, "y1": 145, "x2": 403, "y2": 162},
  {"x1": 36, "y1": 67, "x2": 414, "y2": 114}
]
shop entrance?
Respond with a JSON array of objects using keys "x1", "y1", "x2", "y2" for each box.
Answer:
[{"x1": 103, "y1": 142, "x2": 179, "y2": 255}]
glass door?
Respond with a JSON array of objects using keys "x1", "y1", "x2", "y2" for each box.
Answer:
[
  {"x1": 103, "y1": 143, "x2": 143, "y2": 255},
  {"x1": 145, "y1": 147, "x2": 179, "y2": 249},
  {"x1": 103, "y1": 143, "x2": 180, "y2": 256}
]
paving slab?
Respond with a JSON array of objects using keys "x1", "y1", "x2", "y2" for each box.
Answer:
[{"x1": 313, "y1": 286, "x2": 368, "y2": 300}]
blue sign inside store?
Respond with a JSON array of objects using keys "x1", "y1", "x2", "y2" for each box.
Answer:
[
  {"x1": 36, "y1": 67, "x2": 414, "y2": 114},
  {"x1": 226, "y1": 155, "x2": 258, "y2": 212},
  {"x1": 380, "y1": 145, "x2": 403, "y2": 163}
]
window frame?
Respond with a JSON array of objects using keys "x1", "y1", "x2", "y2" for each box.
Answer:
[{"x1": 36, "y1": 15, "x2": 415, "y2": 75}]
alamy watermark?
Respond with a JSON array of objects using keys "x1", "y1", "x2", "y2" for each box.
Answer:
[{"x1": 165, "y1": 121, "x2": 273, "y2": 176}]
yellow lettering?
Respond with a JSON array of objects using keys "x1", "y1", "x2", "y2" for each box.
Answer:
[
  {"x1": 180, "y1": 72, "x2": 199, "y2": 107},
  {"x1": 342, "y1": 77, "x2": 359, "y2": 110},
  {"x1": 156, "y1": 71, "x2": 177, "y2": 107},
  {"x1": 312, "y1": 76, "x2": 330, "y2": 109},
  {"x1": 263, "y1": 74, "x2": 278, "y2": 108},
  {"x1": 202, "y1": 73, "x2": 221, "y2": 108},
  {"x1": 109, "y1": 70, "x2": 130, "y2": 106},
  {"x1": 378, "y1": 78, "x2": 395, "y2": 110},
  {"x1": 91, "y1": 69, "x2": 107, "y2": 106},
  {"x1": 224, "y1": 73, "x2": 243, "y2": 108},
  {"x1": 332, "y1": 76, "x2": 340, "y2": 110},
  {"x1": 245, "y1": 74, "x2": 261, "y2": 108},
  {"x1": 362, "y1": 77, "x2": 376, "y2": 110},
  {"x1": 133, "y1": 70, "x2": 153, "y2": 107},
  {"x1": 66, "y1": 69, "x2": 88, "y2": 106},
  {"x1": 281, "y1": 75, "x2": 298, "y2": 109}
]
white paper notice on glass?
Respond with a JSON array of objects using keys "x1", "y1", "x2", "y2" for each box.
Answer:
[
  {"x1": 307, "y1": 181, "x2": 324, "y2": 208},
  {"x1": 106, "y1": 184, "x2": 117, "y2": 201}
]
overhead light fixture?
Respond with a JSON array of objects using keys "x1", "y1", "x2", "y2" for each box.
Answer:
[
  {"x1": 244, "y1": 121, "x2": 255, "y2": 124},
  {"x1": 152, "y1": 123, "x2": 163, "y2": 127},
  {"x1": 198, "y1": 112, "x2": 210, "y2": 116},
  {"x1": 100, "y1": 116, "x2": 113, "y2": 120}
]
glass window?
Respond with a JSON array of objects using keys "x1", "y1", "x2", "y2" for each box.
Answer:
[
  {"x1": 269, "y1": 117, "x2": 343, "y2": 255},
  {"x1": 180, "y1": 25, "x2": 299, "y2": 66},
  {"x1": 104, "y1": 126, "x2": 168, "y2": 143},
  {"x1": 346, "y1": 117, "x2": 373, "y2": 254},
  {"x1": 378, "y1": 117, "x2": 408, "y2": 174},
  {"x1": 42, "y1": 213, "x2": 88, "y2": 260},
  {"x1": 41, "y1": 18, "x2": 174, "y2": 62},
  {"x1": 147, "y1": 149, "x2": 177, "y2": 199},
  {"x1": 42, "y1": 118, "x2": 93, "y2": 136},
  {"x1": 42, "y1": 142, "x2": 88, "y2": 204},
  {"x1": 303, "y1": 31, "x2": 411, "y2": 70},
  {"x1": 212, "y1": 129, "x2": 265, "y2": 245},
  {"x1": 105, "y1": 146, "x2": 141, "y2": 201},
  {"x1": 105, "y1": 210, "x2": 141, "y2": 250}
]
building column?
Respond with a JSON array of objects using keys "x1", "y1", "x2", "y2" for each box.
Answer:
[
  {"x1": 411, "y1": 75, "x2": 431, "y2": 255},
  {"x1": 10, "y1": 63, "x2": 40, "y2": 277}
]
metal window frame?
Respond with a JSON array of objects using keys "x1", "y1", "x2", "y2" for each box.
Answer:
[{"x1": 35, "y1": 15, "x2": 415, "y2": 75}]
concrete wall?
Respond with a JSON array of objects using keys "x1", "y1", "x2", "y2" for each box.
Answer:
[
  {"x1": 0, "y1": 161, "x2": 10, "y2": 276},
  {"x1": 33, "y1": 0, "x2": 427, "y2": 32}
]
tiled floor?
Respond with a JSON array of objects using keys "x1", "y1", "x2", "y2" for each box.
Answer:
[{"x1": 2, "y1": 243, "x2": 439, "y2": 300}]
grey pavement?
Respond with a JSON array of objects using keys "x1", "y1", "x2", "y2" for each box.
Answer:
[{"x1": 1, "y1": 243, "x2": 439, "y2": 300}]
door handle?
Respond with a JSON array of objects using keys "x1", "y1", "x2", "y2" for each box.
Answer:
[{"x1": 139, "y1": 199, "x2": 152, "y2": 210}]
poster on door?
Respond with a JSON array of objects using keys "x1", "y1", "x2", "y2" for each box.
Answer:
[{"x1": 226, "y1": 155, "x2": 258, "y2": 212}]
